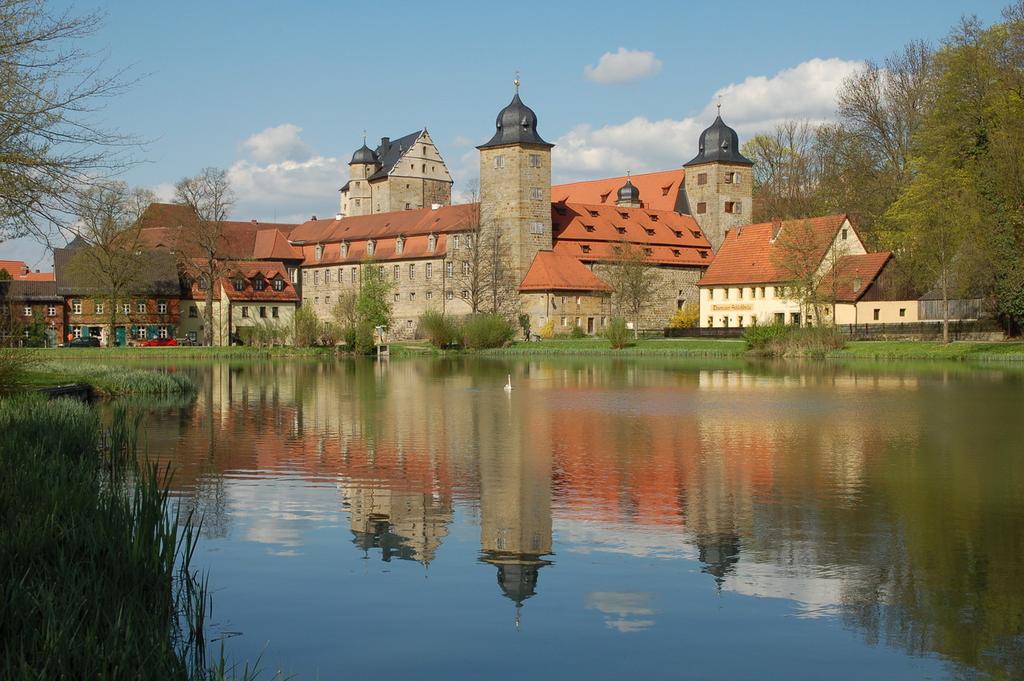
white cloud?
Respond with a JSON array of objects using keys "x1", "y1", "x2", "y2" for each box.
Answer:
[
  {"x1": 242, "y1": 123, "x2": 313, "y2": 163},
  {"x1": 554, "y1": 57, "x2": 863, "y2": 182},
  {"x1": 227, "y1": 154, "x2": 344, "y2": 223},
  {"x1": 584, "y1": 48, "x2": 663, "y2": 84}
]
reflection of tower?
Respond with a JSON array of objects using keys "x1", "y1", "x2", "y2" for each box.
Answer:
[
  {"x1": 478, "y1": 392, "x2": 553, "y2": 626},
  {"x1": 696, "y1": 532, "x2": 741, "y2": 590},
  {"x1": 344, "y1": 484, "x2": 451, "y2": 565}
]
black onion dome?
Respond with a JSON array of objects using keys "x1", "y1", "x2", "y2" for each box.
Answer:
[
  {"x1": 478, "y1": 93, "x2": 554, "y2": 149},
  {"x1": 618, "y1": 178, "x2": 640, "y2": 203},
  {"x1": 684, "y1": 115, "x2": 753, "y2": 166},
  {"x1": 349, "y1": 143, "x2": 379, "y2": 166}
]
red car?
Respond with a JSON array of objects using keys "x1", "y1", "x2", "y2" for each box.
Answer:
[{"x1": 139, "y1": 338, "x2": 178, "y2": 347}]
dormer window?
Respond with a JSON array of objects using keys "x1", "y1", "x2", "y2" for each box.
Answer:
[
  {"x1": 600, "y1": 192, "x2": 610, "y2": 204},
  {"x1": 644, "y1": 227, "x2": 655, "y2": 236},
  {"x1": 699, "y1": 250, "x2": 709, "y2": 259},
  {"x1": 649, "y1": 214, "x2": 659, "y2": 222},
  {"x1": 341, "y1": 241, "x2": 349, "y2": 257},
  {"x1": 233, "y1": 278, "x2": 245, "y2": 291},
  {"x1": 580, "y1": 244, "x2": 591, "y2": 253},
  {"x1": 367, "y1": 239, "x2": 375, "y2": 256},
  {"x1": 672, "y1": 249, "x2": 681, "y2": 257},
  {"x1": 691, "y1": 230, "x2": 702, "y2": 238},
  {"x1": 253, "y1": 277, "x2": 266, "y2": 291},
  {"x1": 272, "y1": 276, "x2": 285, "y2": 291},
  {"x1": 315, "y1": 243, "x2": 324, "y2": 261},
  {"x1": 615, "y1": 226, "x2": 626, "y2": 235},
  {"x1": 584, "y1": 224, "x2": 596, "y2": 233},
  {"x1": 673, "y1": 230, "x2": 683, "y2": 238},
  {"x1": 588, "y1": 209, "x2": 599, "y2": 218},
  {"x1": 396, "y1": 236, "x2": 405, "y2": 255},
  {"x1": 618, "y1": 211, "x2": 629, "y2": 220},
  {"x1": 642, "y1": 247, "x2": 653, "y2": 256},
  {"x1": 427, "y1": 233, "x2": 437, "y2": 252}
]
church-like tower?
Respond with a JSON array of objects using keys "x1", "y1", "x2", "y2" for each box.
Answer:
[
  {"x1": 344, "y1": 141, "x2": 380, "y2": 217},
  {"x1": 477, "y1": 82, "x2": 554, "y2": 282},
  {"x1": 683, "y1": 112, "x2": 753, "y2": 251}
]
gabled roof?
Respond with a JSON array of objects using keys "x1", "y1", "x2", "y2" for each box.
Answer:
[
  {"x1": 188, "y1": 260, "x2": 299, "y2": 303},
  {"x1": 0, "y1": 278, "x2": 60, "y2": 302},
  {"x1": 518, "y1": 251, "x2": 611, "y2": 292},
  {"x1": 253, "y1": 229, "x2": 303, "y2": 260},
  {"x1": 289, "y1": 203, "x2": 478, "y2": 245},
  {"x1": 368, "y1": 131, "x2": 423, "y2": 181},
  {"x1": 54, "y1": 246, "x2": 182, "y2": 297},
  {"x1": 0, "y1": 260, "x2": 29, "y2": 278},
  {"x1": 552, "y1": 169, "x2": 687, "y2": 213},
  {"x1": 300, "y1": 233, "x2": 449, "y2": 266},
  {"x1": 698, "y1": 214, "x2": 852, "y2": 287},
  {"x1": 551, "y1": 202, "x2": 712, "y2": 266},
  {"x1": 818, "y1": 252, "x2": 892, "y2": 303},
  {"x1": 137, "y1": 203, "x2": 299, "y2": 260}
]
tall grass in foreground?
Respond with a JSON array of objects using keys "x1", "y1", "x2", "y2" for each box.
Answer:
[
  {"x1": 34, "y1": 362, "x2": 197, "y2": 396},
  {"x1": 0, "y1": 397, "x2": 259, "y2": 680}
]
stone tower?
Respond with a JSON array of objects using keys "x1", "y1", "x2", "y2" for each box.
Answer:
[
  {"x1": 477, "y1": 83, "x2": 554, "y2": 282},
  {"x1": 344, "y1": 140, "x2": 380, "y2": 217},
  {"x1": 683, "y1": 112, "x2": 753, "y2": 251},
  {"x1": 616, "y1": 175, "x2": 641, "y2": 208}
]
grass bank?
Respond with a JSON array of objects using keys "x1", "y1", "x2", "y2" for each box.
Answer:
[
  {"x1": 46, "y1": 345, "x2": 340, "y2": 359},
  {"x1": 478, "y1": 337, "x2": 747, "y2": 357},
  {"x1": 830, "y1": 340, "x2": 1024, "y2": 362},
  {"x1": 22, "y1": 362, "x2": 197, "y2": 396},
  {"x1": 0, "y1": 397, "x2": 252, "y2": 679}
]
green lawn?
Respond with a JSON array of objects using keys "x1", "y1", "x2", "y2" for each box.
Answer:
[
  {"x1": 832, "y1": 340, "x2": 1024, "y2": 361},
  {"x1": 479, "y1": 337, "x2": 747, "y2": 357},
  {"x1": 41, "y1": 345, "x2": 340, "y2": 359}
]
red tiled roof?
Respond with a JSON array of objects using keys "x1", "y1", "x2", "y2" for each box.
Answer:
[
  {"x1": 552, "y1": 202, "x2": 712, "y2": 266},
  {"x1": 819, "y1": 251, "x2": 892, "y2": 303},
  {"x1": 0, "y1": 259, "x2": 54, "y2": 281},
  {"x1": 138, "y1": 203, "x2": 299, "y2": 260},
  {"x1": 552, "y1": 169, "x2": 686, "y2": 212},
  {"x1": 300, "y1": 233, "x2": 448, "y2": 266},
  {"x1": 698, "y1": 214, "x2": 852, "y2": 286},
  {"x1": 186, "y1": 259, "x2": 299, "y2": 302},
  {"x1": 288, "y1": 204, "x2": 477, "y2": 245},
  {"x1": 18, "y1": 271, "x2": 55, "y2": 281},
  {"x1": 518, "y1": 251, "x2": 612, "y2": 292},
  {"x1": 254, "y1": 229, "x2": 303, "y2": 260}
]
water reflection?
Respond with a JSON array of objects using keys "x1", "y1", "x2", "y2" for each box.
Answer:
[{"x1": 137, "y1": 357, "x2": 1024, "y2": 680}]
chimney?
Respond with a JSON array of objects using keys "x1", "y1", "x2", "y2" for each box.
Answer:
[
  {"x1": 335, "y1": 212, "x2": 343, "y2": 220},
  {"x1": 310, "y1": 215, "x2": 318, "y2": 221},
  {"x1": 380, "y1": 137, "x2": 390, "y2": 148},
  {"x1": 431, "y1": 203, "x2": 441, "y2": 210},
  {"x1": 251, "y1": 219, "x2": 258, "y2": 224}
]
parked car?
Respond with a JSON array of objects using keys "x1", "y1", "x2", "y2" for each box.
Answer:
[
  {"x1": 139, "y1": 338, "x2": 178, "y2": 347},
  {"x1": 67, "y1": 336, "x2": 101, "y2": 348}
]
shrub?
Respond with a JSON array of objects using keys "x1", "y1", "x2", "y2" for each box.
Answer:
[
  {"x1": 0, "y1": 348, "x2": 37, "y2": 394},
  {"x1": 352, "y1": 320, "x2": 377, "y2": 355},
  {"x1": 744, "y1": 323, "x2": 845, "y2": 357},
  {"x1": 418, "y1": 309, "x2": 461, "y2": 348},
  {"x1": 538, "y1": 318, "x2": 555, "y2": 339},
  {"x1": 606, "y1": 316, "x2": 630, "y2": 349},
  {"x1": 742, "y1": 323, "x2": 791, "y2": 351},
  {"x1": 570, "y1": 325, "x2": 587, "y2": 339},
  {"x1": 668, "y1": 303, "x2": 700, "y2": 329},
  {"x1": 293, "y1": 307, "x2": 321, "y2": 347},
  {"x1": 462, "y1": 313, "x2": 515, "y2": 349}
]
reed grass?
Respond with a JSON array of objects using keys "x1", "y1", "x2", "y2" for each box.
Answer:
[
  {"x1": 0, "y1": 396, "x2": 263, "y2": 680},
  {"x1": 27, "y1": 362, "x2": 196, "y2": 396}
]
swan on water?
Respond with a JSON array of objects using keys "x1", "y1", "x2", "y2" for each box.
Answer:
[{"x1": 504, "y1": 374, "x2": 513, "y2": 392}]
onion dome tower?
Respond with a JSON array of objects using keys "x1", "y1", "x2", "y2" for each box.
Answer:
[
  {"x1": 616, "y1": 173, "x2": 642, "y2": 208},
  {"x1": 345, "y1": 135, "x2": 380, "y2": 217}
]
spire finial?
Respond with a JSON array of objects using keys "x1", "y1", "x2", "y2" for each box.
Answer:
[
  {"x1": 626, "y1": 169, "x2": 631, "y2": 179},
  {"x1": 716, "y1": 96, "x2": 722, "y2": 115},
  {"x1": 362, "y1": 129, "x2": 367, "y2": 144},
  {"x1": 514, "y1": 70, "x2": 520, "y2": 93}
]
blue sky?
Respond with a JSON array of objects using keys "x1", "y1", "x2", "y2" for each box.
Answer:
[{"x1": 6, "y1": 0, "x2": 1010, "y2": 268}]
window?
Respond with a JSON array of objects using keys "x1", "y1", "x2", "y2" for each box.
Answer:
[
  {"x1": 873, "y1": 308, "x2": 880, "y2": 321},
  {"x1": 94, "y1": 302, "x2": 104, "y2": 315},
  {"x1": 461, "y1": 289, "x2": 468, "y2": 299},
  {"x1": 394, "y1": 265, "x2": 400, "y2": 281},
  {"x1": 530, "y1": 187, "x2": 543, "y2": 200},
  {"x1": 241, "y1": 306, "x2": 249, "y2": 318},
  {"x1": 697, "y1": 173, "x2": 708, "y2": 186},
  {"x1": 615, "y1": 226, "x2": 626, "y2": 234},
  {"x1": 259, "y1": 306, "x2": 267, "y2": 318},
  {"x1": 315, "y1": 243, "x2": 324, "y2": 261},
  {"x1": 272, "y1": 306, "x2": 279, "y2": 318},
  {"x1": 323, "y1": 270, "x2": 330, "y2": 285},
  {"x1": 136, "y1": 301, "x2": 146, "y2": 313},
  {"x1": 396, "y1": 238, "x2": 404, "y2": 255},
  {"x1": 409, "y1": 292, "x2": 415, "y2": 301},
  {"x1": 494, "y1": 155, "x2": 505, "y2": 169},
  {"x1": 47, "y1": 305, "x2": 55, "y2": 317},
  {"x1": 313, "y1": 270, "x2": 320, "y2": 286},
  {"x1": 394, "y1": 293, "x2": 400, "y2": 302},
  {"x1": 725, "y1": 171, "x2": 740, "y2": 184},
  {"x1": 351, "y1": 268, "x2": 357, "y2": 283},
  {"x1": 841, "y1": 228, "x2": 849, "y2": 241},
  {"x1": 122, "y1": 303, "x2": 130, "y2": 315},
  {"x1": 426, "y1": 290, "x2": 432, "y2": 300},
  {"x1": 72, "y1": 299, "x2": 82, "y2": 314},
  {"x1": 453, "y1": 235, "x2": 460, "y2": 249},
  {"x1": 791, "y1": 312, "x2": 801, "y2": 325},
  {"x1": 581, "y1": 245, "x2": 591, "y2": 253},
  {"x1": 367, "y1": 240, "x2": 375, "y2": 256},
  {"x1": 724, "y1": 201, "x2": 741, "y2": 214},
  {"x1": 696, "y1": 202, "x2": 707, "y2": 214},
  {"x1": 529, "y1": 154, "x2": 541, "y2": 168},
  {"x1": 135, "y1": 326, "x2": 145, "y2": 339},
  {"x1": 584, "y1": 224, "x2": 596, "y2": 233},
  {"x1": 236, "y1": 277, "x2": 246, "y2": 290},
  {"x1": 427, "y1": 234, "x2": 436, "y2": 252},
  {"x1": 189, "y1": 305, "x2": 198, "y2": 318},
  {"x1": 158, "y1": 326, "x2": 168, "y2": 339},
  {"x1": 340, "y1": 241, "x2": 350, "y2": 258},
  {"x1": 899, "y1": 308, "x2": 906, "y2": 317},
  {"x1": 775, "y1": 313, "x2": 785, "y2": 325},
  {"x1": 157, "y1": 300, "x2": 167, "y2": 313},
  {"x1": 23, "y1": 305, "x2": 32, "y2": 317},
  {"x1": 426, "y1": 262, "x2": 432, "y2": 280},
  {"x1": 409, "y1": 263, "x2": 415, "y2": 280},
  {"x1": 272, "y1": 277, "x2": 284, "y2": 291},
  {"x1": 461, "y1": 261, "x2": 470, "y2": 275},
  {"x1": 530, "y1": 222, "x2": 544, "y2": 235},
  {"x1": 446, "y1": 261, "x2": 453, "y2": 277},
  {"x1": 446, "y1": 291, "x2": 453, "y2": 301}
]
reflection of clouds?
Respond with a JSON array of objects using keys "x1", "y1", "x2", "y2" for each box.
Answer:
[
  {"x1": 585, "y1": 591, "x2": 656, "y2": 633},
  {"x1": 556, "y1": 519, "x2": 698, "y2": 561},
  {"x1": 726, "y1": 562, "x2": 871, "y2": 619},
  {"x1": 230, "y1": 480, "x2": 340, "y2": 553}
]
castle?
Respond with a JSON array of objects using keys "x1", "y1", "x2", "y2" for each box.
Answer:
[{"x1": 295, "y1": 85, "x2": 753, "y2": 337}]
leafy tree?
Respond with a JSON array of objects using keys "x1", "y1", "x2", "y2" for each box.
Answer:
[
  {"x1": 771, "y1": 219, "x2": 852, "y2": 326},
  {"x1": 0, "y1": 269, "x2": 11, "y2": 281},
  {"x1": 742, "y1": 120, "x2": 822, "y2": 221},
  {"x1": 355, "y1": 260, "x2": 393, "y2": 332}
]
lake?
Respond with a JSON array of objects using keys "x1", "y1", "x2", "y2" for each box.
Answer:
[{"x1": 130, "y1": 357, "x2": 1024, "y2": 680}]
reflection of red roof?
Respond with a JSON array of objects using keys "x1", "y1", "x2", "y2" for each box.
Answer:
[
  {"x1": 552, "y1": 202, "x2": 712, "y2": 266},
  {"x1": 698, "y1": 214, "x2": 852, "y2": 286},
  {"x1": 819, "y1": 252, "x2": 892, "y2": 303},
  {"x1": 519, "y1": 251, "x2": 612, "y2": 292},
  {"x1": 552, "y1": 170, "x2": 686, "y2": 212}
]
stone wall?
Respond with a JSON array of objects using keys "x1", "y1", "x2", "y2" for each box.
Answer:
[{"x1": 683, "y1": 162, "x2": 752, "y2": 251}]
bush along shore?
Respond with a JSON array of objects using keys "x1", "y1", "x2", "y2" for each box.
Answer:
[{"x1": 0, "y1": 397, "x2": 262, "y2": 680}]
